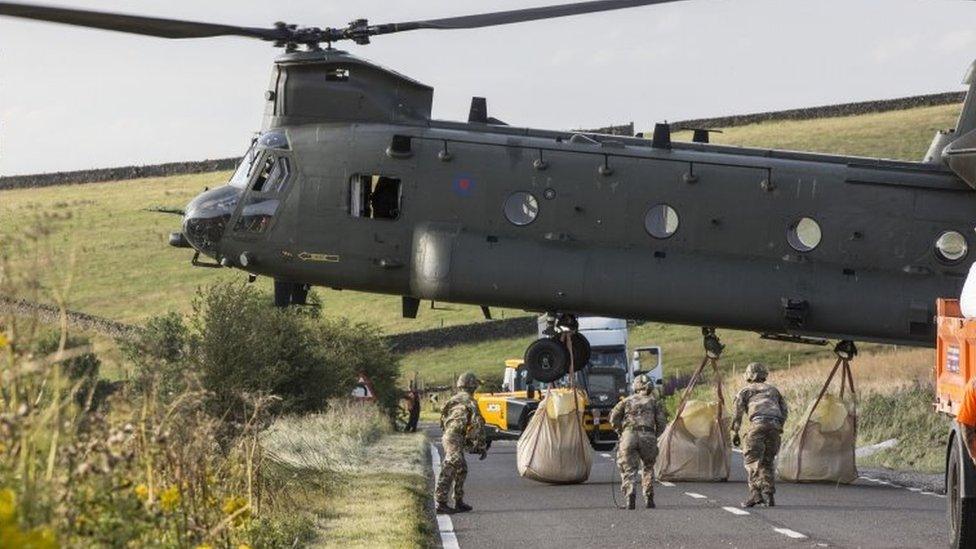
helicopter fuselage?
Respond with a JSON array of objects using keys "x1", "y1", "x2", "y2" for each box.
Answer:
[{"x1": 193, "y1": 50, "x2": 976, "y2": 348}]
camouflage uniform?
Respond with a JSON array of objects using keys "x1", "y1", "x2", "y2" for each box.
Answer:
[
  {"x1": 435, "y1": 390, "x2": 486, "y2": 507},
  {"x1": 732, "y1": 363, "x2": 788, "y2": 505},
  {"x1": 610, "y1": 377, "x2": 668, "y2": 506}
]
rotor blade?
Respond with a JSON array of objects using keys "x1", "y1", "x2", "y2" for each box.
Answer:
[
  {"x1": 385, "y1": 0, "x2": 686, "y2": 33},
  {"x1": 0, "y1": 2, "x2": 283, "y2": 40}
]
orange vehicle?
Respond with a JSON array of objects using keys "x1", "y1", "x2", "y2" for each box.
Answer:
[{"x1": 935, "y1": 298, "x2": 976, "y2": 548}]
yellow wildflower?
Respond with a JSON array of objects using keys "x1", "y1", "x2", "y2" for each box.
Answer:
[
  {"x1": 237, "y1": 545, "x2": 253, "y2": 549},
  {"x1": 133, "y1": 484, "x2": 149, "y2": 502},
  {"x1": 221, "y1": 495, "x2": 250, "y2": 527},
  {"x1": 194, "y1": 545, "x2": 214, "y2": 549},
  {"x1": 159, "y1": 486, "x2": 181, "y2": 512},
  {"x1": 0, "y1": 488, "x2": 16, "y2": 523},
  {"x1": 0, "y1": 332, "x2": 8, "y2": 349}
]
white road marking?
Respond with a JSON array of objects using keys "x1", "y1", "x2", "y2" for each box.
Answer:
[
  {"x1": 437, "y1": 515, "x2": 459, "y2": 548},
  {"x1": 601, "y1": 453, "x2": 613, "y2": 459},
  {"x1": 774, "y1": 528, "x2": 808, "y2": 539},
  {"x1": 430, "y1": 443, "x2": 460, "y2": 549},
  {"x1": 722, "y1": 506, "x2": 750, "y2": 516},
  {"x1": 684, "y1": 492, "x2": 708, "y2": 499},
  {"x1": 908, "y1": 487, "x2": 922, "y2": 492},
  {"x1": 659, "y1": 481, "x2": 676, "y2": 487}
]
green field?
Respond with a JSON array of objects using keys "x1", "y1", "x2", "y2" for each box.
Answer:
[
  {"x1": 674, "y1": 103, "x2": 962, "y2": 160},
  {"x1": 0, "y1": 102, "x2": 962, "y2": 338},
  {"x1": 0, "y1": 173, "x2": 523, "y2": 331}
]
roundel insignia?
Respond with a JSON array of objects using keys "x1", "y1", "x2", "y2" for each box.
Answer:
[{"x1": 453, "y1": 176, "x2": 475, "y2": 197}]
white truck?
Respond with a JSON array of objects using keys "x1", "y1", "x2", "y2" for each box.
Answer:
[{"x1": 572, "y1": 317, "x2": 664, "y2": 385}]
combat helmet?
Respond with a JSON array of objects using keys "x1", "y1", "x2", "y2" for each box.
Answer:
[
  {"x1": 457, "y1": 371, "x2": 481, "y2": 391},
  {"x1": 744, "y1": 362, "x2": 768, "y2": 383},
  {"x1": 632, "y1": 374, "x2": 651, "y2": 394}
]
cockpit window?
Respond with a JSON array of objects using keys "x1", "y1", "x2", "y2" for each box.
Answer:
[
  {"x1": 229, "y1": 145, "x2": 261, "y2": 189},
  {"x1": 233, "y1": 155, "x2": 292, "y2": 235},
  {"x1": 252, "y1": 157, "x2": 290, "y2": 194}
]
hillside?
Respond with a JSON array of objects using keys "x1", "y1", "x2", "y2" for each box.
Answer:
[
  {"x1": 0, "y1": 173, "x2": 522, "y2": 331},
  {"x1": 673, "y1": 103, "x2": 961, "y2": 160}
]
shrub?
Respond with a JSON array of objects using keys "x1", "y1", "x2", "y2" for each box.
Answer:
[
  {"x1": 127, "y1": 283, "x2": 402, "y2": 421},
  {"x1": 192, "y1": 284, "x2": 347, "y2": 419},
  {"x1": 119, "y1": 312, "x2": 189, "y2": 398},
  {"x1": 311, "y1": 319, "x2": 401, "y2": 415}
]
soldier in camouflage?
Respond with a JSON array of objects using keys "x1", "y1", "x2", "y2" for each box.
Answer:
[
  {"x1": 435, "y1": 372, "x2": 488, "y2": 515},
  {"x1": 609, "y1": 375, "x2": 668, "y2": 510},
  {"x1": 731, "y1": 362, "x2": 788, "y2": 508}
]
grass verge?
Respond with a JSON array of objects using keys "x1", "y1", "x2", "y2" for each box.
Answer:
[{"x1": 263, "y1": 404, "x2": 435, "y2": 548}]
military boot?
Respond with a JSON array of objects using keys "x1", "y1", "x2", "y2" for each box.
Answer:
[
  {"x1": 436, "y1": 502, "x2": 455, "y2": 514},
  {"x1": 645, "y1": 494, "x2": 656, "y2": 509},
  {"x1": 627, "y1": 493, "x2": 636, "y2": 510},
  {"x1": 454, "y1": 500, "x2": 473, "y2": 513},
  {"x1": 741, "y1": 495, "x2": 764, "y2": 508},
  {"x1": 763, "y1": 492, "x2": 775, "y2": 507}
]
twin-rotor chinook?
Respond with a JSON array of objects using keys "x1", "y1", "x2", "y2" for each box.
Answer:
[{"x1": 5, "y1": 0, "x2": 976, "y2": 382}]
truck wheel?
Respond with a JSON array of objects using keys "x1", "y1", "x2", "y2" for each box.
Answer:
[
  {"x1": 948, "y1": 438, "x2": 976, "y2": 548},
  {"x1": 525, "y1": 338, "x2": 569, "y2": 383}
]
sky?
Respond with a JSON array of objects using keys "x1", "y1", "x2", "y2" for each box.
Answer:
[{"x1": 3, "y1": 0, "x2": 976, "y2": 175}]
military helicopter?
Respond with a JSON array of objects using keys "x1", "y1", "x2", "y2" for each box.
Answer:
[{"x1": 3, "y1": 0, "x2": 976, "y2": 383}]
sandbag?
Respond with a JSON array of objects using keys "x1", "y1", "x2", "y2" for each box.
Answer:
[
  {"x1": 655, "y1": 358, "x2": 731, "y2": 482},
  {"x1": 778, "y1": 358, "x2": 858, "y2": 484},
  {"x1": 517, "y1": 390, "x2": 593, "y2": 484}
]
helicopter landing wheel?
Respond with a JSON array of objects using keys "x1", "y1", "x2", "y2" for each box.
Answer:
[
  {"x1": 570, "y1": 332, "x2": 591, "y2": 368},
  {"x1": 524, "y1": 337, "x2": 570, "y2": 383}
]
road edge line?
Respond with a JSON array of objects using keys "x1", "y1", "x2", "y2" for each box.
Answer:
[{"x1": 430, "y1": 443, "x2": 460, "y2": 549}]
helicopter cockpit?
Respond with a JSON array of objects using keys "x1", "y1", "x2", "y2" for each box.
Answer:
[{"x1": 182, "y1": 130, "x2": 291, "y2": 258}]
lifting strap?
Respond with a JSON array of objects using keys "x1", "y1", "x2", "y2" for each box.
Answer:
[
  {"x1": 659, "y1": 352, "x2": 729, "y2": 476},
  {"x1": 792, "y1": 346, "x2": 857, "y2": 477}
]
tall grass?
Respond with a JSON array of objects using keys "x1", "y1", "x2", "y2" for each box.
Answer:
[
  {"x1": 263, "y1": 401, "x2": 392, "y2": 473},
  {"x1": 0, "y1": 232, "x2": 314, "y2": 547}
]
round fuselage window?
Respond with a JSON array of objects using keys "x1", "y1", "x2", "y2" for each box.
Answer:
[
  {"x1": 936, "y1": 231, "x2": 968, "y2": 262},
  {"x1": 503, "y1": 192, "x2": 539, "y2": 226},
  {"x1": 788, "y1": 217, "x2": 822, "y2": 252},
  {"x1": 644, "y1": 204, "x2": 679, "y2": 239}
]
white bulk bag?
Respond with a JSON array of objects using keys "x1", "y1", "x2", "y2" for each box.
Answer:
[{"x1": 517, "y1": 390, "x2": 593, "y2": 484}]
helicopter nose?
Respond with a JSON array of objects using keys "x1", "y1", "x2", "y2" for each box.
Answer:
[{"x1": 181, "y1": 186, "x2": 241, "y2": 257}]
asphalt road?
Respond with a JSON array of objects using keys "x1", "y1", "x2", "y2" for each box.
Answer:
[{"x1": 429, "y1": 434, "x2": 948, "y2": 548}]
